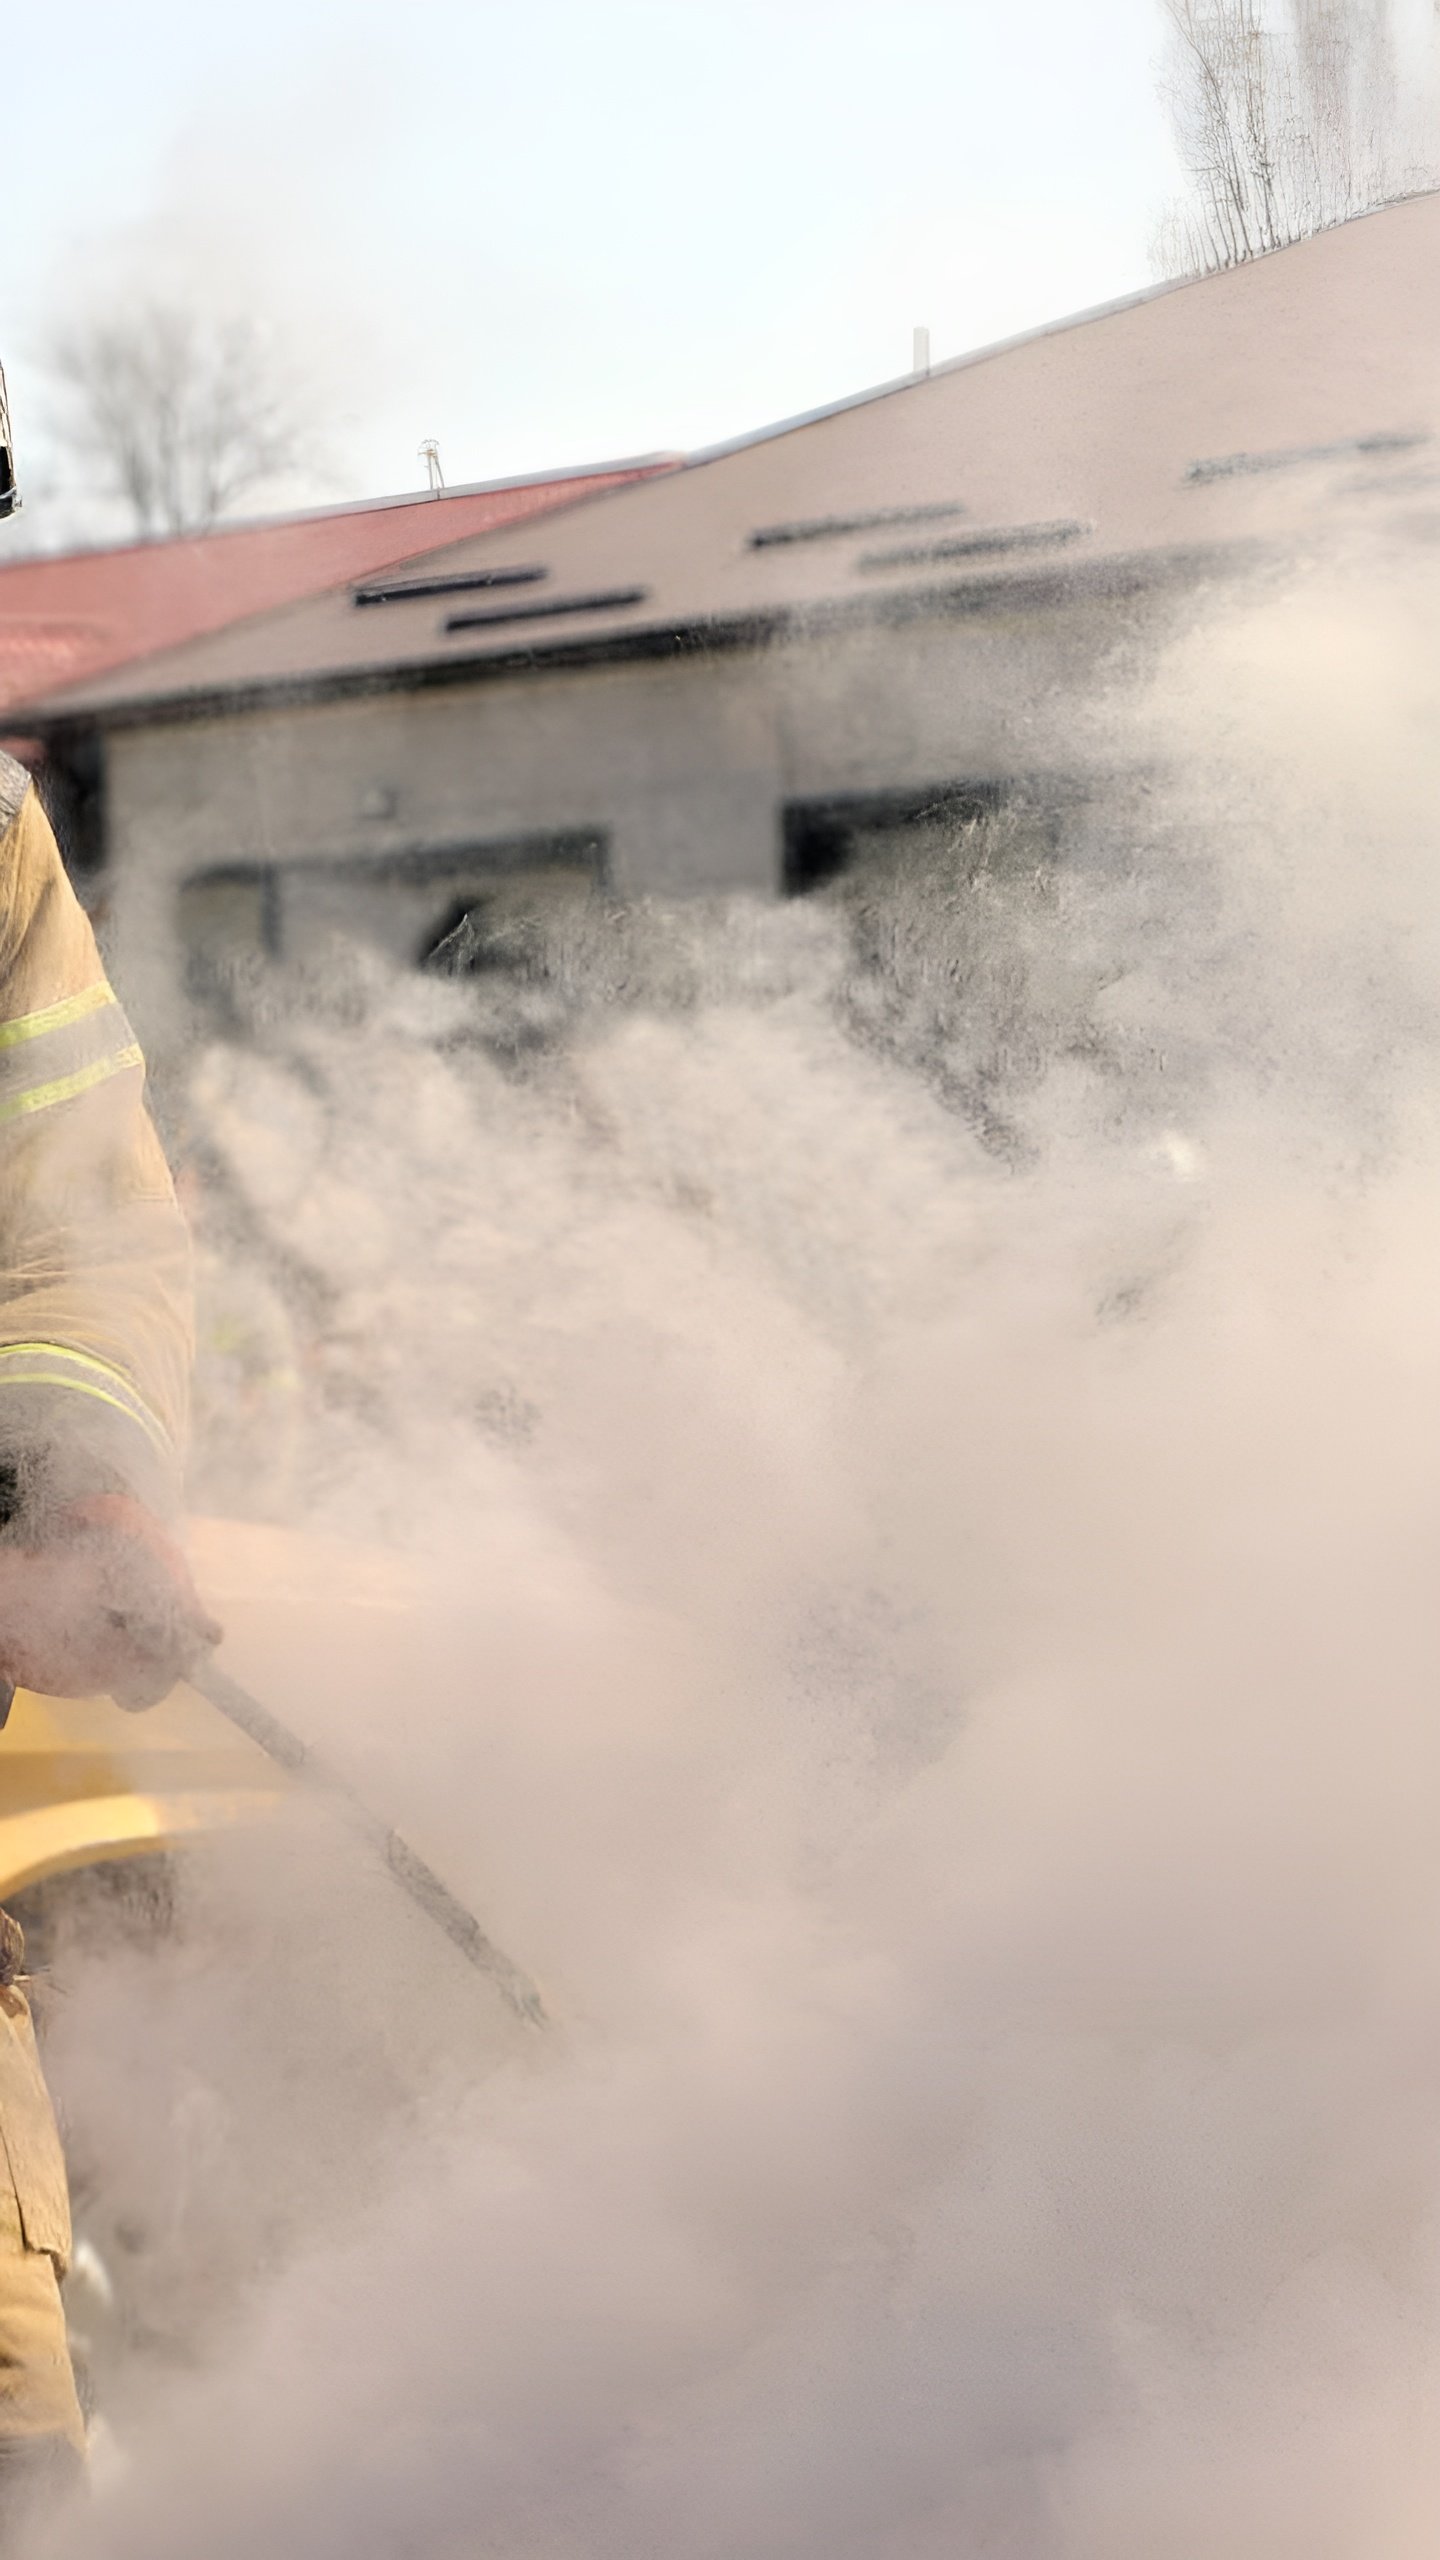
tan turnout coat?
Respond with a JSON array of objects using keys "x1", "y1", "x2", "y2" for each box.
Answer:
[{"x1": 0, "y1": 751, "x2": 191, "y2": 2440}]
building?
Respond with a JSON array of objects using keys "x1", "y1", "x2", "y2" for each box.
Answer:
[
  {"x1": 16, "y1": 192, "x2": 1440, "y2": 1044},
  {"x1": 0, "y1": 456, "x2": 675, "y2": 872}
]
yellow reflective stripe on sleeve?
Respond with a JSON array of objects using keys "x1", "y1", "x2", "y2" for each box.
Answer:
[
  {"x1": 0, "y1": 981, "x2": 142, "y2": 1125},
  {"x1": 0, "y1": 1043, "x2": 143, "y2": 1128},
  {"x1": 0, "y1": 1370, "x2": 169, "y2": 1449},
  {"x1": 0, "y1": 981, "x2": 115, "y2": 1051},
  {"x1": 0, "y1": 1343, "x2": 172, "y2": 1458}
]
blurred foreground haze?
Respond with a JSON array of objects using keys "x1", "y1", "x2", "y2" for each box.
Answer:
[{"x1": 11, "y1": 11, "x2": 1440, "y2": 2559}]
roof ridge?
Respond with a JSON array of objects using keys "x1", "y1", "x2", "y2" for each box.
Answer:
[
  {"x1": 687, "y1": 185, "x2": 1440, "y2": 468},
  {"x1": 4, "y1": 455, "x2": 682, "y2": 574}
]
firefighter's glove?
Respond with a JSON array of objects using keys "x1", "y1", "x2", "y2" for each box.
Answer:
[{"x1": 0, "y1": 1495, "x2": 221, "y2": 1711}]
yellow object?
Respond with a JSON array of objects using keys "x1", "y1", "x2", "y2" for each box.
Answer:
[
  {"x1": 0, "y1": 1677, "x2": 288, "y2": 1906},
  {"x1": 0, "y1": 2179, "x2": 83, "y2": 2450},
  {"x1": 0, "y1": 764, "x2": 274, "y2": 2446},
  {"x1": 0, "y1": 979, "x2": 117, "y2": 1049},
  {"x1": 0, "y1": 760, "x2": 191, "y2": 1523},
  {"x1": 0, "y1": 1987, "x2": 68, "y2": 2273},
  {"x1": 0, "y1": 1632, "x2": 293, "y2": 2452}
]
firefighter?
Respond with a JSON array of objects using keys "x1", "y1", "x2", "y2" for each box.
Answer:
[
  {"x1": 0, "y1": 752, "x2": 217, "y2": 2517},
  {"x1": 0, "y1": 367, "x2": 217, "y2": 2525}
]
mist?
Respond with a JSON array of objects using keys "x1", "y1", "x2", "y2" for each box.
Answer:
[{"x1": 1, "y1": 533, "x2": 1431, "y2": 2558}]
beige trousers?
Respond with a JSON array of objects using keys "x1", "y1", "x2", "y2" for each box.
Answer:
[{"x1": 0, "y1": 2187, "x2": 83, "y2": 2453}]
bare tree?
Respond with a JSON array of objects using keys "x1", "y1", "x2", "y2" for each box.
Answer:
[
  {"x1": 1155, "y1": 0, "x2": 1434, "y2": 274},
  {"x1": 46, "y1": 302, "x2": 310, "y2": 538},
  {"x1": 1292, "y1": 0, "x2": 1405, "y2": 207}
]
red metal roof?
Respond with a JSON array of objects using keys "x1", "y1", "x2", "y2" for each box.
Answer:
[{"x1": 0, "y1": 461, "x2": 676, "y2": 714}]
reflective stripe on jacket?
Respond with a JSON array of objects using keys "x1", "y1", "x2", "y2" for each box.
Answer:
[{"x1": 0, "y1": 753, "x2": 190, "y2": 1523}]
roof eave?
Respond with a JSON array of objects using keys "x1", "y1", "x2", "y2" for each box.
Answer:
[{"x1": 21, "y1": 540, "x2": 1263, "y2": 742}]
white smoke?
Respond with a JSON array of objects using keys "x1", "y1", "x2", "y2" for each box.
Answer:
[{"x1": 30, "y1": 541, "x2": 1440, "y2": 2558}]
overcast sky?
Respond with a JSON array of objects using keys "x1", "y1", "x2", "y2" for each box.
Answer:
[{"x1": 9, "y1": 0, "x2": 1190, "y2": 531}]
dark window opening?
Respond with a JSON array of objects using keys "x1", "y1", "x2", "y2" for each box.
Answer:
[
  {"x1": 1186, "y1": 430, "x2": 1429, "y2": 484},
  {"x1": 422, "y1": 893, "x2": 561, "y2": 977},
  {"x1": 443, "y1": 587, "x2": 648, "y2": 634},
  {"x1": 180, "y1": 833, "x2": 610, "y2": 1009},
  {"x1": 177, "y1": 864, "x2": 283, "y2": 1021},
  {"x1": 749, "y1": 503, "x2": 965, "y2": 551},
  {"x1": 422, "y1": 895, "x2": 500, "y2": 973},
  {"x1": 354, "y1": 566, "x2": 547, "y2": 606},
  {"x1": 414, "y1": 834, "x2": 608, "y2": 976},
  {"x1": 860, "y1": 520, "x2": 1090, "y2": 571},
  {"x1": 37, "y1": 733, "x2": 107, "y2": 891},
  {"x1": 304, "y1": 833, "x2": 608, "y2": 893},
  {"x1": 783, "y1": 783, "x2": 1009, "y2": 896},
  {"x1": 419, "y1": 885, "x2": 595, "y2": 982}
]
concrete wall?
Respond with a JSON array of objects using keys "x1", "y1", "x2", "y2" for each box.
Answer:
[{"x1": 99, "y1": 590, "x2": 1162, "y2": 1047}]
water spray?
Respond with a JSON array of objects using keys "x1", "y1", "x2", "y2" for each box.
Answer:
[{"x1": 190, "y1": 1656, "x2": 549, "y2": 2029}]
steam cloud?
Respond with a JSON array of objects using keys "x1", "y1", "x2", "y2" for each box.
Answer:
[{"x1": 34, "y1": 539, "x2": 1440, "y2": 2557}]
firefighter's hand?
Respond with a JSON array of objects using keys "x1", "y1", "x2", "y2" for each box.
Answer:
[{"x1": 0, "y1": 1495, "x2": 221, "y2": 1711}]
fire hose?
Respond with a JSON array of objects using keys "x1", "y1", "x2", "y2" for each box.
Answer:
[
  {"x1": 189, "y1": 1657, "x2": 549, "y2": 2028},
  {"x1": 0, "y1": 1641, "x2": 547, "y2": 2027}
]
